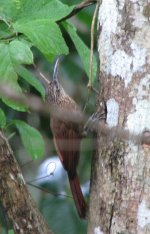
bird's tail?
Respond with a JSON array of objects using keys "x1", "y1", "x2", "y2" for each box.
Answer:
[{"x1": 68, "y1": 172, "x2": 87, "y2": 219}]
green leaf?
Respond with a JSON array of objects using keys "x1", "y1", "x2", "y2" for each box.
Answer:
[
  {"x1": 63, "y1": 22, "x2": 97, "y2": 84},
  {"x1": 14, "y1": 120, "x2": 45, "y2": 159},
  {"x1": 8, "y1": 230, "x2": 14, "y2": 234},
  {"x1": 0, "y1": 21, "x2": 14, "y2": 39},
  {"x1": 16, "y1": 65, "x2": 45, "y2": 99},
  {"x1": 0, "y1": 108, "x2": 6, "y2": 129},
  {"x1": 0, "y1": 42, "x2": 28, "y2": 111},
  {"x1": 16, "y1": 0, "x2": 74, "y2": 22},
  {"x1": 9, "y1": 40, "x2": 33, "y2": 64},
  {"x1": 0, "y1": 0, "x2": 20, "y2": 21},
  {"x1": 0, "y1": 42, "x2": 19, "y2": 87},
  {"x1": 2, "y1": 98, "x2": 27, "y2": 112},
  {"x1": 0, "y1": 40, "x2": 33, "y2": 75},
  {"x1": 13, "y1": 19, "x2": 69, "y2": 61},
  {"x1": 0, "y1": 0, "x2": 74, "y2": 23}
]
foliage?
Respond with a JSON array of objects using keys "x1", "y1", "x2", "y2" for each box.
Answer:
[
  {"x1": 8, "y1": 230, "x2": 14, "y2": 234},
  {"x1": 0, "y1": 0, "x2": 97, "y2": 156},
  {"x1": 0, "y1": 108, "x2": 6, "y2": 128},
  {"x1": 63, "y1": 21, "x2": 97, "y2": 83},
  {"x1": 0, "y1": 0, "x2": 97, "y2": 233},
  {"x1": 14, "y1": 120, "x2": 45, "y2": 159}
]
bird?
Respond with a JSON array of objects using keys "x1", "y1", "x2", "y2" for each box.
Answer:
[{"x1": 46, "y1": 58, "x2": 87, "y2": 219}]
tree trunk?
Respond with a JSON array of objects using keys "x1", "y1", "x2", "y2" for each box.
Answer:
[
  {"x1": 0, "y1": 131, "x2": 53, "y2": 234},
  {"x1": 88, "y1": 1, "x2": 150, "y2": 233}
]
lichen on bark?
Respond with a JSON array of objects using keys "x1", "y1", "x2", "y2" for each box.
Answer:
[{"x1": 87, "y1": 1, "x2": 150, "y2": 233}]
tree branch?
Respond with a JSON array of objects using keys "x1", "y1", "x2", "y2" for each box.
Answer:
[
  {"x1": 0, "y1": 131, "x2": 53, "y2": 234},
  {"x1": 57, "y1": 0, "x2": 97, "y2": 23},
  {"x1": 0, "y1": 85, "x2": 149, "y2": 147}
]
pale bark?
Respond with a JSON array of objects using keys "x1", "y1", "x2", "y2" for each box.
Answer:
[
  {"x1": 88, "y1": 1, "x2": 150, "y2": 234},
  {"x1": 0, "y1": 131, "x2": 53, "y2": 234}
]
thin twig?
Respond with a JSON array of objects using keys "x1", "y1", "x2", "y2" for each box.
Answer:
[
  {"x1": 0, "y1": 85, "x2": 150, "y2": 146},
  {"x1": 21, "y1": 160, "x2": 34, "y2": 168},
  {"x1": 83, "y1": 3, "x2": 99, "y2": 112},
  {"x1": 33, "y1": 64, "x2": 50, "y2": 85},
  {"x1": 57, "y1": 0, "x2": 97, "y2": 23},
  {"x1": 27, "y1": 182, "x2": 73, "y2": 199},
  {"x1": 88, "y1": 2, "x2": 99, "y2": 92}
]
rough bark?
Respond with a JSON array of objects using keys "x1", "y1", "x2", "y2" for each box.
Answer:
[
  {"x1": 88, "y1": 1, "x2": 150, "y2": 234},
  {"x1": 0, "y1": 131, "x2": 53, "y2": 234}
]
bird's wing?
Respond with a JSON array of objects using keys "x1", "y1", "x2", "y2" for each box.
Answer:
[{"x1": 51, "y1": 119, "x2": 80, "y2": 177}]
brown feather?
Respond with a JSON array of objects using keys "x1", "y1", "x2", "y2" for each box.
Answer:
[
  {"x1": 51, "y1": 119, "x2": 80, "y2": 177},
  {"x1": 69, "y1": 172, "x2": 87, "y2": 219},
  {"x1": 46, "y1": 60, "x2": 86, "y2": 218}
]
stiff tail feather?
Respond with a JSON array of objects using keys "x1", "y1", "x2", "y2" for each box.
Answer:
[{"x1": 68, "y1": 172, "x2": 87, "y2": 219}]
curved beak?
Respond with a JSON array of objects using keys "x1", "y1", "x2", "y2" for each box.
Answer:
[{"x1": 53, "y1": 57, "x2": 61, "y2": 81}]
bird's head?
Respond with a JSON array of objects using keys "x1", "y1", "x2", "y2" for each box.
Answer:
[{"x1": 46, "y1": 58, "x2": 64, "y2": 104}]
